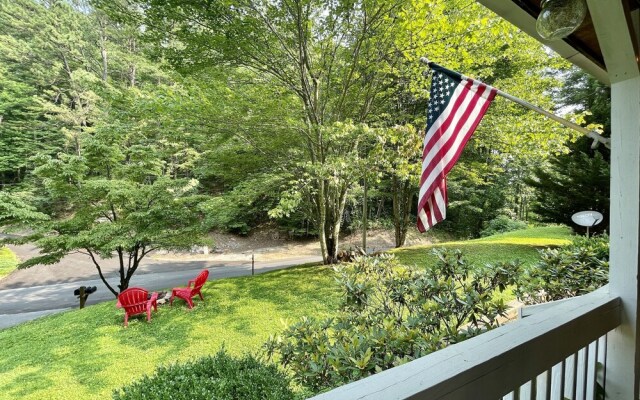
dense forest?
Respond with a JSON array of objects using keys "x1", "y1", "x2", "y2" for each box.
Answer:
[{"x1": 0, "y1": 0, "x2": 609, "y2": 276}]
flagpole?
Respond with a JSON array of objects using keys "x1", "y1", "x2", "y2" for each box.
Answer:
[{"x1": 419, "y1": 57, "x2": 611, "y2": 149}]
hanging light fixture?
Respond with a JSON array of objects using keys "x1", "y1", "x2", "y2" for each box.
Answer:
[{"x1": 536, "y1": 0, "x2": 588, "y2": 41}]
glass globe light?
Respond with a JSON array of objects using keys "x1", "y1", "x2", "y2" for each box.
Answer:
[{"x1": 536, "y1": 0, "x2": 588, "y2": 41}]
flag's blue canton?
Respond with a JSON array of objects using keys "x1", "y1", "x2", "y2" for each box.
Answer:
[{"x1": 426, "y1": 70, "x2": 459, "y2": 131}]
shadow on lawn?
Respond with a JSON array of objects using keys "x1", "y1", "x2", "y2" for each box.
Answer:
[{"x1": 0, "y1": 367, "x2": 55, "y2": 399}]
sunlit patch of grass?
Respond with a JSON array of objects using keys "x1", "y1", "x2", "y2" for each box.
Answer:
[
  {"x1": 391, "y1": 225, "x2": 573, "y2": 269},
  {"x1": 471, "y1": 225, "x2": 573, "y2": 246},
  {"x1": 0, "y1": 247, "x2": 18, "y2": 279},
  {"x1": 390, "y1": 226, "x2": 574, "y2": 307}
]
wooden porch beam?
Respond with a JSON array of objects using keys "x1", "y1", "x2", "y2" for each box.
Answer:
[
  {"x1": 586, "y1": 0, "x2": 640, "y2": 83},
  {"x1": 476, "y1": 0, "x2": 610, "y2": 84}
]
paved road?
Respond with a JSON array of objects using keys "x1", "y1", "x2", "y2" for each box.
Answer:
[{"x1": 0, "y1": 242, "x2": 321, "y2": 330}]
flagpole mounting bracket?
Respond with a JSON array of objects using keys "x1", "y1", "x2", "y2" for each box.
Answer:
[{"x1": 420, "y1": 57, "x2": 432, "y2": 77}]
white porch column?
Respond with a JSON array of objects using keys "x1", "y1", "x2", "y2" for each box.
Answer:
[
  {"x1": 607, "y1": 75, "x2": 640, "y2": 400},
  {"x1": 586, "y1": 1, "x2": 640, "y2": 398}
]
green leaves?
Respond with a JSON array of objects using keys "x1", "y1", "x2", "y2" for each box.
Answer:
[
  {"x1": 113, "y1": 349, "x2": 298, "y2": 400},
  {"x1": 266, "y1": 251, "x2": 521, "y2": 392},
  {"x1": 515, "y1": 235, "x2": 609, "y2": 304},
  {"x1": 3, "y1": 86, "x2": 212, "y2": 294},
  {"x1": 527, "y1": 136, "x2": 610, "y2": 231},
  {"x1": 0, "y1": 191, "x2": 49, "y2": 227}
]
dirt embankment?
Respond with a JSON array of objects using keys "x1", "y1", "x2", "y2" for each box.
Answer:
[{"x1": 150, "y1": 228, "x2": 434, "y2": 262}]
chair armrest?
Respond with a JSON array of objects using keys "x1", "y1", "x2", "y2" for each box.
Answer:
[
  {"x1": 187, "y1": 279, "x2": 195, "y2": 288},
  {"x1": 148, "y1": 292, "x2": 159, "y2": 306}
]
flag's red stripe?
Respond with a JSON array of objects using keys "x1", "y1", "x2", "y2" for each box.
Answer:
[
  {"x1": 417, "y1": 217, "x2": 426, "y2": 232},
  {"x1": 418, "y1": 180, "x2": 447, "y2": 232}
]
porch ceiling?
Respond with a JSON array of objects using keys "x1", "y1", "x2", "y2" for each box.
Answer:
[{"x1": 477, "y1": 0, "x2": 640, "y2": 85}]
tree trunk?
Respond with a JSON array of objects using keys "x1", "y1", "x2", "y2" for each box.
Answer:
[
  {"x1": 86, "y1": 249, "x2": 118, "y2": 297},
  {"x1": 393, "y1": 178, "x2": 401, "y2": 247},
  {"x1": 99, "y1": 21, "x2": 108, "y2": 82},
  {"x1": 393, "y1": 178, "x2": 412, "y2": 248},
  {"x1": 101, "y1": 46, "x2": 108, "y2": 82},
  {"x1": 399, "y1": 189, "x2": 412, "y2": 247},
  {"x1": 362, "y1": 175, "x2": 367, "y2": 251},
  {"x1": 128, "y1": 37, "x2": 136, "y2": 88},
  {"x1": 117, "y1": 247, "x2": 126, "y2": 292},
  {"x1": 317, "y1": 178, "x2": 329, "y2": 264},
  {"x1": 376, "y1": 198, "x2": 384, "y2": 219}
]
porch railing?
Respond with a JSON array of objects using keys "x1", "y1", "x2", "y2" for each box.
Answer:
[{"x1": 309, "y1": 288, "x2": 621, "y2": 400}]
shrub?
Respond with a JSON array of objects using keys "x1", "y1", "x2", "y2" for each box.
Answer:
[
  {"x1": 112, "y1": 349, "x2": 298, "y2": 400},
  {"x1": 515, "y1": 235, "x2": 609, "y2": 304},
  {"x1": 264, "y1": 251, "x2": 521, "y2": 392},
  {"x1": 480, "y1": 215, "x2": 528, "y2": 237}
]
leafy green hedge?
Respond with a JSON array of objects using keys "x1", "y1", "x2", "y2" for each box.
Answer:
[
  {"x1": 113, "y1": 350, "x2": 299, "y2": 400},
  {"x1": 516, "y1": 234, "x2": 609, "y2": 304},
  {"x1": 265, "y1": 252, "x2": 520, "y2": 392},
  {"x1": 480, "y1": 215, "x2": 528, "y2": 237}
]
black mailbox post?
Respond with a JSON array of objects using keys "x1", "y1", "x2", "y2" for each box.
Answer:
[{"x1": 73, "y1": 286, "x2": 97, "y2": 309}]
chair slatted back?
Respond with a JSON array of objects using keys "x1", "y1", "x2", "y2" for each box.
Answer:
[
  {"x1": 119, "y1": 287, "x2": 149, "y2": 315},
  {"x1": 192, "y1": 269, "x2": 209, "y2": 293}
]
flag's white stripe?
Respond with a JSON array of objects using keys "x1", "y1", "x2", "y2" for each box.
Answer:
[
  {"x1": 426, "y1": 197, "x2": 436, "y2": 226},
  {"x1": 418, "y1": 207, "x2": 429, "y2": 229},
  {"x1": 433, "y1": 186, "x2": 446, "y2": 221},
  {"x1": 419, "y1": 81, "x2": 491, "y2": 202}
]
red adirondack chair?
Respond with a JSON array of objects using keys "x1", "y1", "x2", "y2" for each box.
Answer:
[
  {"x1": 170, "y1": 269, "x2": 209, "y2": 309},
  {"x1": 117, "y1": 287, "x2": 158, "y2": 327}
]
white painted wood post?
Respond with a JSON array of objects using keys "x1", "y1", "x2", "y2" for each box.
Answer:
[
  {"x1": 584, "y1": 1, "x2": 640, "y2": 397},
  {"x1": 606, "y1": 75, "x2": 640, "y2": 400}
]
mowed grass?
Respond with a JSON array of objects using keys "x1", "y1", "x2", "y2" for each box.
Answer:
[
  {"x1": 0, "y1": 264, "x2": 338, "y2": 400},
  {"x1": 392, "y1": 226, "x2": 574, "y2": 303},
  {"x1": 0, "y1": 247, "x2": 18, "y2": 279},
  {"x1": 392, "y1": 225, "x2": 573, "y2": 268},
  {"x1": 0, "y1": 226, "x2": 574, "y2": 400}
]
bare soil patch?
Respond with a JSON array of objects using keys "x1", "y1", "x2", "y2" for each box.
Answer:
[{"x1": 150, "y1": 228, "x2": 434, "y2": 262}]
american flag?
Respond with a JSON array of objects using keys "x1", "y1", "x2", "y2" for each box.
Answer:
[{"x1": 417, "y1": 63, "x2": 497, "y2": 232}]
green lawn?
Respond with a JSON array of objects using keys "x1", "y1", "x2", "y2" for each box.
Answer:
[
  {"x1": 392, "y1": 225, "x2": 573, "y2": 268},
  {"x1": 0, "y1": 247, "x2": 18, "y2": 279},
  {"x1": 0, "y1": 226, "x2": 575, "y2": 400},
  {"x1": 0, "y1": 264, "x2": 338, "y2": 400}
]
